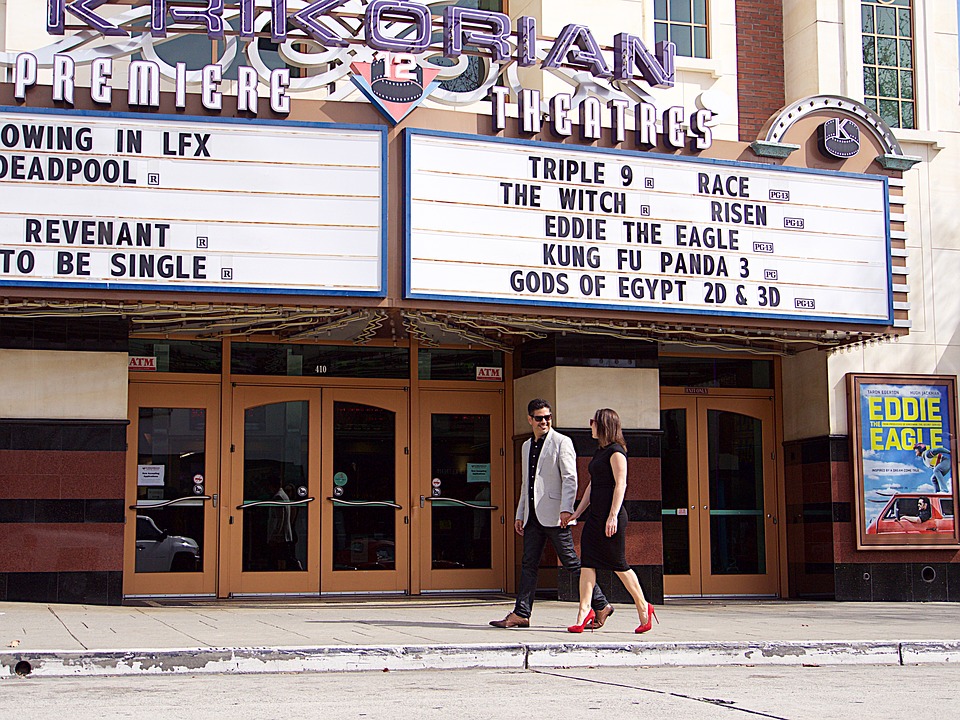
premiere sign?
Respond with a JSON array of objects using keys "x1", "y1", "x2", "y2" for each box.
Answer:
[
  {"x1": 0, "y1": 107, "x2": 386, "y2": 296},
  {"x1": 405, "y1": 130, "x2": 892, "y2": 324}
]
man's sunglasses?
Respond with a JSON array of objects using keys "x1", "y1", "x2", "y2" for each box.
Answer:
[{"x1": 531, "y1": 414, "x2": 552, "y2": 423}]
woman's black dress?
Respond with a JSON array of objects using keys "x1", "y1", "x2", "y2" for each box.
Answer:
[{"x1": 580, "y1": 443, "x2": 629, "y2": 571}]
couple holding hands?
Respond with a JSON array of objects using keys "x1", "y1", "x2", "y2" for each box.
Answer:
[{"x1": 490, "y1": 399, "x2": 656, "y2": 634}]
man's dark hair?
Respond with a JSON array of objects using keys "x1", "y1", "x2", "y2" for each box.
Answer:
[{"x1": 528, "y1": 398, "x2": 551, "y2": 416}]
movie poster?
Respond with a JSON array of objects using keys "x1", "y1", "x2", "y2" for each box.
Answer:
[{"x1": 849, "y1": 374, "x2": 959, "y2": 548}]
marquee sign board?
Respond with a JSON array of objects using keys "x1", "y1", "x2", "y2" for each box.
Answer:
[
  {"x1": 405, "y1": 130, "x2": 893, "y2": 325},
  {"x1": 0, "y1": 107, "x2": 386, "y2": 296}
]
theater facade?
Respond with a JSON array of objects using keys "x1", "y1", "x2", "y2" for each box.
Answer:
[{"x1": 1, "y1": 0, "x2": 958, "y2": 605}]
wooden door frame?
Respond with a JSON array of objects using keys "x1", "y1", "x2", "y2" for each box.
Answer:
[
  {"x1": 696, "y1": 396, "x2": 779, "y2": 596},
  {"x1": 416, "y1": 389, "x2": 506, "y2": 592},
  {"x1": 227, "y1": 385, "x2": 322, "y2": 596},
  {"x1": 320, "y1": 387, "x2": 410, "y2": 594},
  {"x1": 124, "y1": 381, "x2": 221, "y2": 598},
  {"x1": 660, "y1": 391, "x2": 782, "y2": 597},
  {"x1": 659, "y1": 396, "x2": 703, "y2": 596}
]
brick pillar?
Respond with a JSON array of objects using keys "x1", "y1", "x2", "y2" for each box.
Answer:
[
  {"x1": 735, "y1": 0, "x2": 786, "y2": 141},
  {"x1": 557, "y1": 430, "x2": 663, "y2": 605}
]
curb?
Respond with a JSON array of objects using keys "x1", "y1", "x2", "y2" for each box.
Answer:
[
  {"x1": 1, "y1": 644, "x2": 527, "y2": 678},
  {"x1": 901, "y1": 641, "x2": 960, "y2": 664},
  {"x1": 3, "y1": 640, "x2": 958, "y2": 678},
  {"x1": 525, "y1": 640, "x2": 902, "y2": 668}
]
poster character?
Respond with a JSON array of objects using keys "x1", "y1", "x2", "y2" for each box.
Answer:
[
  {"x1": 896, "y1": 496, "x2": 932, "y2": 524},
  {"x1": 913, "y1": 443, "x2": 951, "y2": 493}
]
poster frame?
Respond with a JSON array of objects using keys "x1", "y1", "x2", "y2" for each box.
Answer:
[{"x1": 848, "y1": 373, "x2": 960, "y2": 549}]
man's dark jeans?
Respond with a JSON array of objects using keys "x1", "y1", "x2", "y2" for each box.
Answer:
[{"x1": 513, "y1": 516, "x2": 608, "y2": 619}]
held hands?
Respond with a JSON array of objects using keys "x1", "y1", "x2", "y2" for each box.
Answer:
[
  {"x1": 605, "y1": 516, "x2": 618, "y2": 537},
  {"x1": 560, "y1": 511, "x2": 574, "y2": 528}
]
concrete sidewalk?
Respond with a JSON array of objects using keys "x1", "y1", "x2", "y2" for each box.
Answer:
[{"x1": 3, "y1": 597, "x2": 960, "y2": 678}]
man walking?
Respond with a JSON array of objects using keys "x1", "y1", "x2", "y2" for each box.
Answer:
[{"x1": 491, "y1": 399, "x2": 613, "y2": 629}]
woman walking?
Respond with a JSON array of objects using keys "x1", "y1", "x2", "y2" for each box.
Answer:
[{"x1": 567, "y1": 408, "x2": 657, "y2": 634}]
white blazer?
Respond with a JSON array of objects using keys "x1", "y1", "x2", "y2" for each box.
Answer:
[{"x1": 515, "y1": 429, "x2": 578, "y2": 527}]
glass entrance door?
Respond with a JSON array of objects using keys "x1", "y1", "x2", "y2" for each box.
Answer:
[
  {"x1": 417, "y1": 391, "x2": 505, "y2": 591},
  {"x1": 227, "y1": 387, "x2": 320, "y2": 595},
  {"x1": 124, "y1": 382, "x2": 221, "y2": 597},
  {"x1": 660, "y1": 396, "x2": 779, "y2": 596},
  {"x1": 321, "y1": 389, "x2": 409, "y2": 593}
]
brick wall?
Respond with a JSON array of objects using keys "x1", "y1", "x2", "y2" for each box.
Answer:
[
  {"x1": 735, "y1": 0, "x2": 786, "y2": 141},
  {"x1": 0, "y1": 422, "x2": 126, "y2": 604}
]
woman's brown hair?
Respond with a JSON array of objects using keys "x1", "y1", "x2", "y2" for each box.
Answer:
[{"x1": 593, "y1": 408, "x2": 626, "y2": 448}]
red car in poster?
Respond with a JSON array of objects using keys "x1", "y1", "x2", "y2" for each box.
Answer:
[{"x1": 866, "y1": 493, "x2": 955, "y2": 535}]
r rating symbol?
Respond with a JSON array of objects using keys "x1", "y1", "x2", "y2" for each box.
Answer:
[
  {"x1": 196, "y1": 237, "x2": 208, "y2": 249},
  {"x1": 221, "y1": 268, "x2": 233, "y2": 280},
  {"x1": 644, "y1": 178, "x2": 655, "y2": 189},
  {"x1": 640, "y1": 205, "x2": 651, "y2": 216},
  {"x1": 147, "y1": 173, "x2": 160, "y2": 186}
]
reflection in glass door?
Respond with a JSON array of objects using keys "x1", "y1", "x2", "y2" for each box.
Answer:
[
  {"x1": 418, "y1": 392, "x2": 504, "y2": 592},
  {"x1": 124, "y1": 383, "x2": 220, "y2": 597},
  {"x1": 240, "y1": 401, "x2": 310, "y2": 574},
  {"x1": 322, "y1": 390, "x2": 408, "y2": 593},
  {"x1": 708, "y1": 408, "x2": 767, "y2": 579},
  {"x1": 661, "y1": 396, "x2": 779, "y2": 597},
  {"x1": 661, "y1": 406, "x2": 695, "y2": 585},
  {"x1": 229, "y1": 387, "x2": 320, "y2": 595}
]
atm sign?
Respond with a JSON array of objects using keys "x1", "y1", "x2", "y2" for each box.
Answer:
[
  {"x1": 476, "y1": 367, "x2": 503, "y2": 381},
  {"x1": 128, "y1": 356, "x2": 157, "y2": 371}
]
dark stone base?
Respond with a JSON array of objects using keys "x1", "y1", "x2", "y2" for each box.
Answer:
[
  {"x1": 0, "y1": 571, "x2": 123, "y2": 605},
  {"x1": 788, "y1": 561, "x2": 836, "y2": 599},
  {"x1": 835, "y1": 563, "x2": 960, "y2": 602},
  {"x1": 557, "y1": 565, "x2": 663, "y2": 605}
]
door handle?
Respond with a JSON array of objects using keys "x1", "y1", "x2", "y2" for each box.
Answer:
[
  {"x1": 237, "y1": 498, "x2": 316, "y2": 510},
  {"x1": 426, "y1": 497, "x2": 499, "y2": 510},
  {"x1": 212, "y1": 494, "x2": 218, "y2": 508},
  {"x1": 420, "y1": 495, "x2": 425, "y2": 508},
  {"x1": 130, "y1": 496, "x2": 210, "y2": 510},
  {"x1": 326, "y1": 498, "x2": 402, "y2": 509}
]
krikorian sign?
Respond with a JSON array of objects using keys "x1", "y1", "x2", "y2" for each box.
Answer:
[
  {"x1": 45, "y1": 0, "x2": 675, "y2": 86},
  {"x1": 22, "y1": 0, "x2": 692, "y2": 131}
]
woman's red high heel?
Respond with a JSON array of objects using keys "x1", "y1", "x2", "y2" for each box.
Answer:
[
  {"x1": 634, "y1": 605, "x2": 658, "y2": 634},
  {"x1": 567, "y1": 609, "x2": 596, "y2": 634}
]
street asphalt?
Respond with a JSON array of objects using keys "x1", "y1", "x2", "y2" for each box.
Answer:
[{"x1": 2, "y1": 596, "x2": 960, "y2": 678}]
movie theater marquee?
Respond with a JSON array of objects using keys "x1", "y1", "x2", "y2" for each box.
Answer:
[
  {"x1": 0, "y1": 108, "x2": 386, "y2": 295},
  {"x1": 405, "y1": 131, "x2": 893, "y2": 325}
]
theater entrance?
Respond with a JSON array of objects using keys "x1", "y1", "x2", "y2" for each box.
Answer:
[
  {"x1": 660, "y1": 393, "x2": 780, "y2": 597},
  {"x1": 124, "y1": 375, "x2": 507, "y2": 598},
  {"x1": 227, "y1": 385, "x2": 410, "y2": 596},
  {"x1": 416, "y1": 391, "x2": 506, "y2": 592},
  {"x1": 124, "y1": 380, "x2": 222, "y2": 598}
]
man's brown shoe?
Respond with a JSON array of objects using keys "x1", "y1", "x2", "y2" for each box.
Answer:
[
  {"x1": 489, "y1": 612, "x2": 530, "y2": 628},
  {"x1": 589, "y1": 604, "x2": 614, "y2": 629}
]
